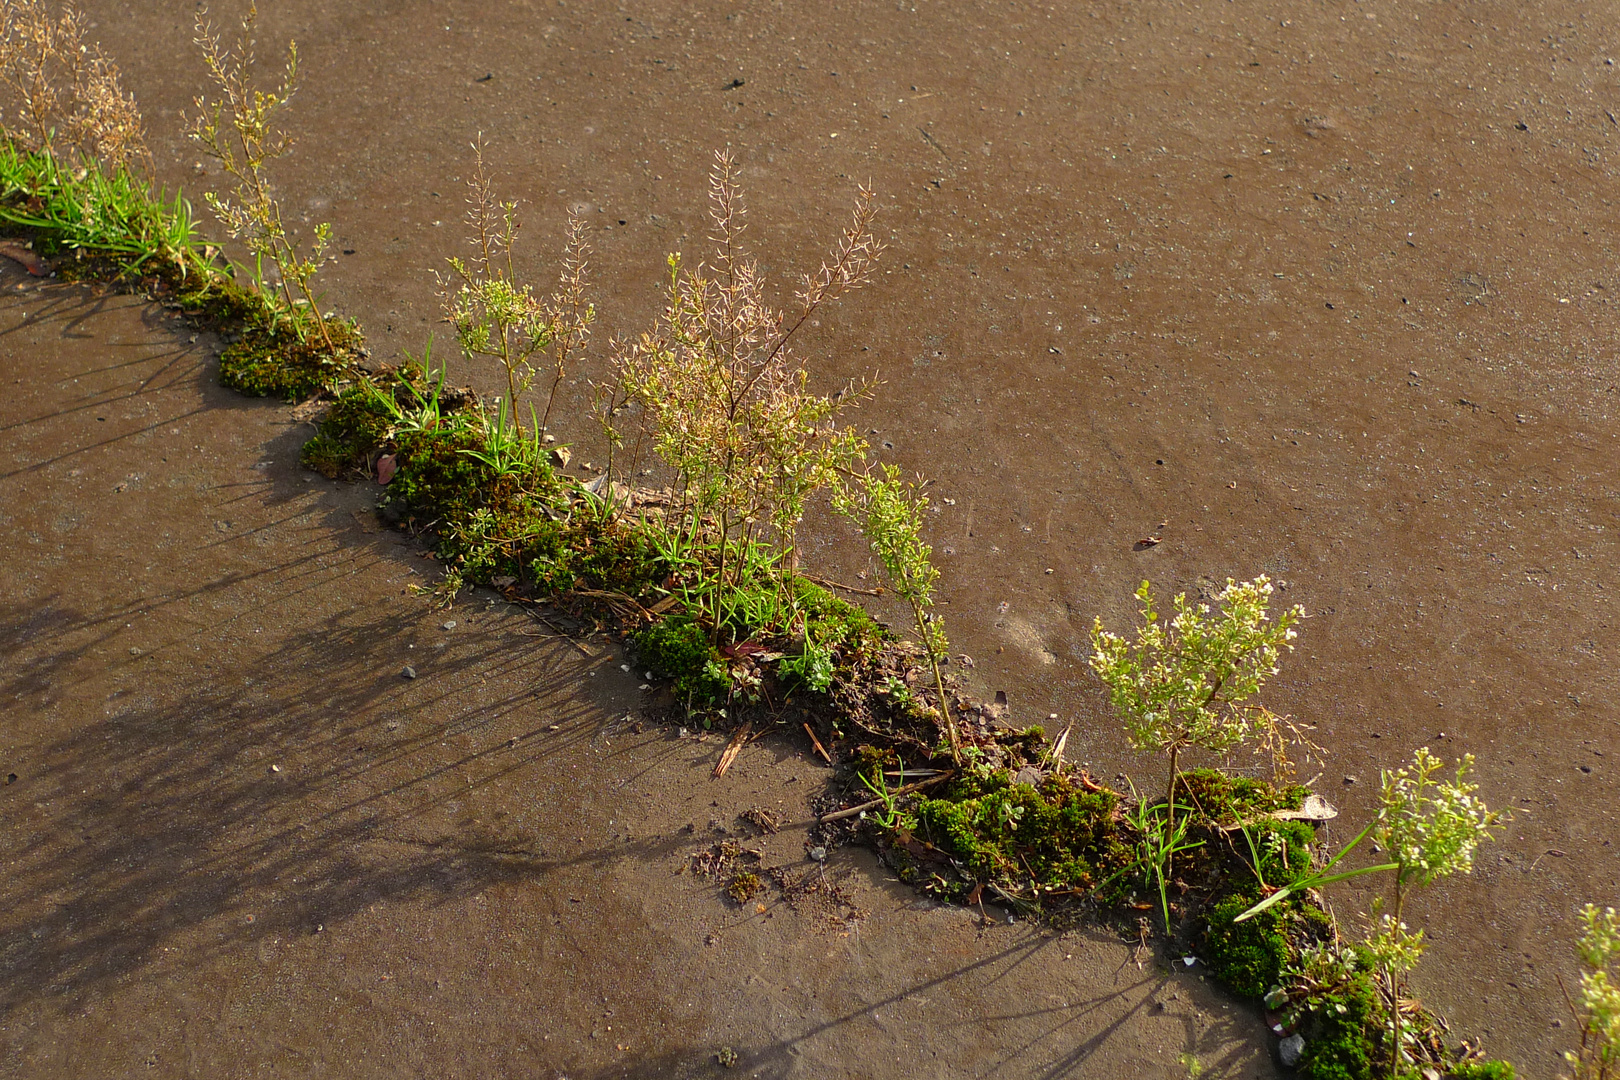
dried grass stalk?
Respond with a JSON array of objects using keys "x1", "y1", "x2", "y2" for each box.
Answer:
[
  {"x1": 612, "y1": 149, "x2": 882, "y2": 574},
  {"x1": 0, "y1": 0, "x2": 147, "y2": 169}
]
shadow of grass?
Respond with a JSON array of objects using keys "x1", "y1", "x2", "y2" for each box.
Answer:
[{"x1": 0, "y1": 583, "x2": 696, "y2": 1016}]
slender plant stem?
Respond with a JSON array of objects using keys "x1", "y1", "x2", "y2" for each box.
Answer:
[
  {"x1": 1166, "y1": 743, "x2": 1181, "y2": 878},
  {"x1": 1389, "y1": 881, "x2": 1406, "y2": 1079},
  {"x1": 542, "y1": 365, "x2": 564, "y2": 436},
  {"x1": 911, "y1": 599, "x2": 957, "y2": 761}
]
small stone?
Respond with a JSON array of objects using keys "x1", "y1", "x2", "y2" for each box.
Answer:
[
  {"x1": 441, "y1": 620, "x2": 457, "y2": 631},
  {"x1": 1343, "y1": 774, "x2": 1357, "y2": 785},
  {"x1": 808, "y1": 846, "x2": 827, "y2": 862},
  {"x1": 620, "y1": 664, "x2": 631, "y2": 673},
  {"x1": 401, "y1": 666, "x2": 416, "y2": 679},
  {"x1": 1278, "y1": 1033, "x2": 1306, "y2": 1067},
  {"x1": 270, "y1": 764, "x2": 282, "y2": 773},
  {"x1": 547, "y1": 723, "x2": 561, "y2": 732}
]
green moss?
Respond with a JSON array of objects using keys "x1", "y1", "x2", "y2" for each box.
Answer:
[
  {"x1": 218, "y1": 317, "x2": 364, "y2": 402},
  {"x1": 175, "y1": 274, "x2": 263, "y2": 326},
  {"x1": 385, "y1": 426, "x2": 496, "y2": 524},
  {"x1": 726, "y1": 871, "x2": 764, "y2": 904},
  {"x1": 850, "y1": 745, "x2": 900, "y2": 782},
  {"x1": 298, "y1": 375, "x2": 402, "y2": 478},
  {"x1": 907, "y1": 772, "x2": 1130, "y2": 900},
  {"x1": 538, "y1": 502, "x2": 662, "y2": 597},
  {"x1": 637, "y1": 616, "x2": 728, "y2": 703},
  {"x1": 790, "y1": 578, "x2": 879, "y2": 645},
  {"x1": 1296, "y1": 971, "x2": 1380, "y2": 1080},
  {"x1": 1200, "y1": 890, "x2": 1328, "y2": 999},
  {"x1": 1177, "y1": 768, "x2": 1309, "y2": 825},
  {"x1": 1202, "y1": 892, "x2": 1289, "y2": 998},
  {"x1": 298, "y1": 433, "x2": 352, "y2": 479},
  {"x1": 1449, "y1": 1062, "x2": 1515, "y2": 1080}
]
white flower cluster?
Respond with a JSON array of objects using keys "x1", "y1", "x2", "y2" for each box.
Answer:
[
  {"x1": 1568, "y1": 904, "x2": 1620, "y2": 1073},
  {"x1": 1089, "y1": 575, "x2": 1304, "y2": 759},
  {"x1": 1374, "y1": 747, "x2": 1506, "y2": 888}
]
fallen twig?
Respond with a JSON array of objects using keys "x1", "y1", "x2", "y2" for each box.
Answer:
[
  {"x1": 803, "y1": 722, "x2": 832, "y2": 763},
  {"x1": 521, "y1": 608, "x2": 593, "y2": 655},
  {"x1": 804, "y1": 573, "x2": 882, "y2": 597},
  {"x1": 817, "y1": 770, "x2": 956, "y2": 823}
]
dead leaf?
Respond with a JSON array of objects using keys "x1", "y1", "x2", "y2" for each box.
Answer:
[{"x1": 0, "y1": 241, "x2": 46, "y2": 275}]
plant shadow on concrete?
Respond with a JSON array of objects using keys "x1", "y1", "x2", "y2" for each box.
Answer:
[
  {"x1": 0, "y1": 591, "x2": 686, "y2": 1017},
  {"x1": 562, "y1": 935, "x2": 1265, "y2": 1080}
]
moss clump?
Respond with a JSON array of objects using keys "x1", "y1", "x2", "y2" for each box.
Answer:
[
  {"x1": 1200, "y1": 889, "x2": 1329, "y2": 999},
  {"x1": 637, "y1": 616, "x2": 727, "y2": 703},
  {"x1": 726, "y1": 871, "x2": 764, "y2": 904},
  {"x1": 218, "y1": 317, "x2": 365, "y2": 402},
  {"x1": 298, "y1": 376, "x2": 402, "y2": 478},
  {"x1": 905, "y1": 771, "x2": 1131, "y2": 901},
  {"x1": 1177, "y1": 768, "x2": 1309, "y2": 825},
  {"x1": 532, "y1": 501, "x2": 661, "y2": 597},
  {"x1": 383, "y1": 427, "x2": 497, "y2": 524},
  {"x1": 174, "y1": 275, "x2": 264, "y2": 326},
  {"x1": 298, "y1": 433, "x2": 352, "y2": 478},
  {"x1": 1202, "y1": 892, "x2": 1291, "y2": 998},
  {"x1": 301, "y1": 379, "x2": 656, "y2": 601},
  {"x1": 1295, "y1": 970, "x2": 1380, "y2": 1080},
  {"x1": 790, "y1": 579, "x2": 879, "y2": 647},
  {"x1": 1449, "y1": 1062, "x2": 1515, "y2": 1080}
]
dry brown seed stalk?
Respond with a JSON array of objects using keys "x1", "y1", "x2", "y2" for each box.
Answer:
[
  {"x1": 610, "y1": 149, "x2": 880, "y2": 590},
  {"x1": 188, "y1": 2, "x2": 335, "y2": 352},
  {"x1": 0, "y1": 0, "x2": 147, "y2": 168},
  {"x1": 439, "y1": 135, "x2": 594, "y2": 434}
]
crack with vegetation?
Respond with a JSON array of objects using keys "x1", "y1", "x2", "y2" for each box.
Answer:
[{"x1": 0, "y1": 4, "x2": 1584, "y2": 1078}]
